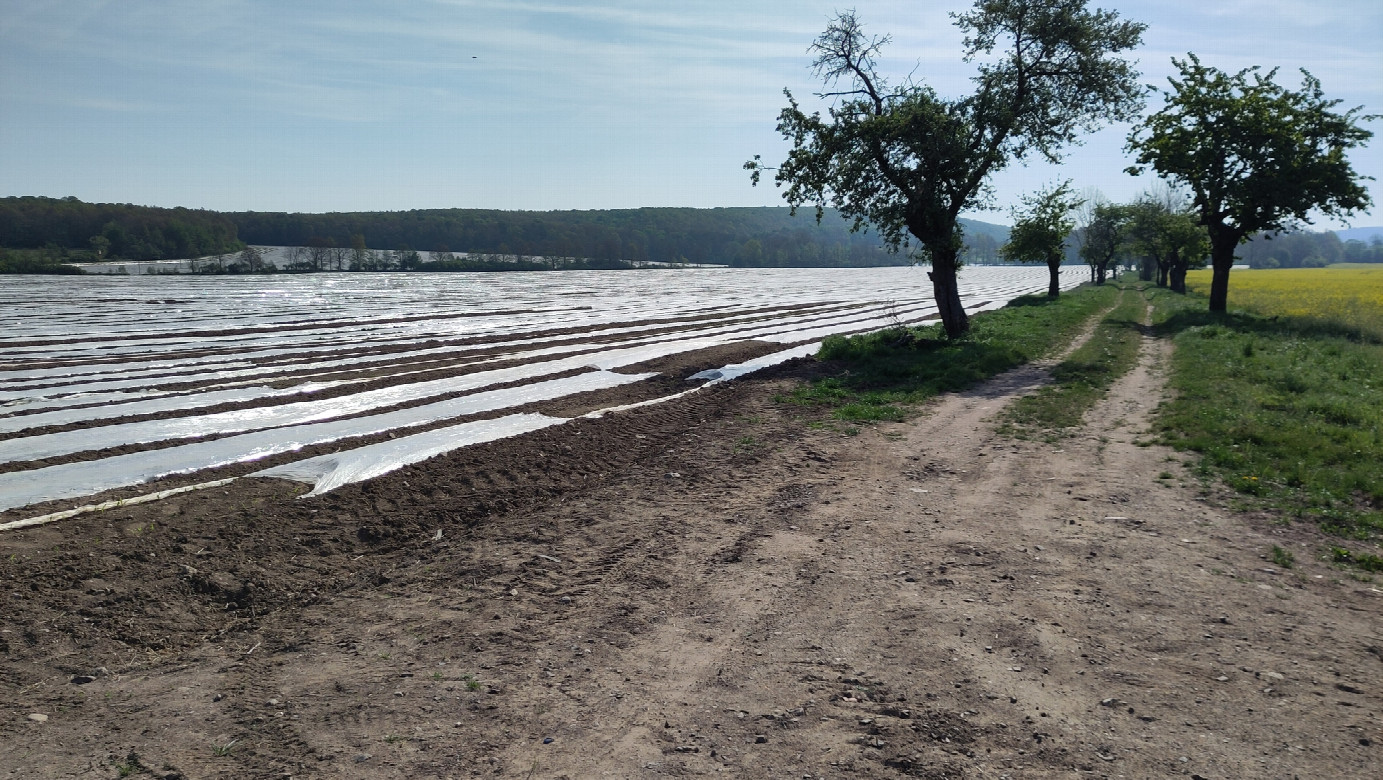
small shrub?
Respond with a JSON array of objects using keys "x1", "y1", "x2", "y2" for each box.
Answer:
[
  {"x1": 1270, "y1": 545, "x2": 1295, "y2": 568},
  {"x1": 1331, "y1": 546, "x2": 1383, "y2": 573}
]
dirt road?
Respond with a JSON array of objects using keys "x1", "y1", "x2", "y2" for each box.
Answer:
[{"x1": 2, "y1": 323, "x2": 1379, "y2": 778}]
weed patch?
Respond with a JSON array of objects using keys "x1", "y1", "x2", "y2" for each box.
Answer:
[
  {"x1": 1331, "y1": 546, "x2": 1383, "y2": 573},
  {"x1": 1270, "y1": 545, "x2": 1295, "y2": 568}
]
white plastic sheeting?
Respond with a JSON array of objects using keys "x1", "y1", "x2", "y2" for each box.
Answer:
[
  {"x1": 2, "y1": 300, "x2": 913, "y2": 461},
  {"x1": 0, "y1": 296, "x2": 875, "y2": 389},
  {"x1": 0, "y1": 355, "x2": 656, "y2": 463},
  {"x1": 0, "y1": 381, "x2": 345, "y2": 434},
  {"x1": 688, "y1": 342, "x2": 821, "y2": 382},
  {"x1": 1, "y1": 267, "x2": 1085, "y2": 514},
  {"x1": 0, "y1": 370, "x2": 648, "y2": 511},
  {"x1": 0, "y1": 299, "x2": 872, "y2": 419},
  {"x1": 251, "y1": 342, "x2": 822, "y2": 497},
  {"x1": 0, "y1": 388, "x2": 166, "y2": 413},
  {"x1": 251, "y1": 413, "x2": 565, "y2": 497}
]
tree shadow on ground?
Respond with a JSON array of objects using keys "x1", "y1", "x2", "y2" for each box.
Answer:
[{"x1": 1156, "y1": 307, "x2": 1379, "y2": 345}]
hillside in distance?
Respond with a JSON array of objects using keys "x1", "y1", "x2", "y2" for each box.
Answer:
[
  {"x1": 1, "y1": 197, "x2": 1012, "y2": 268},
  {"x1": 0, "y1": 196, "x2": 242, "y2": 261},
  {"x1": 226, "y1": 206, "x2": 1010, "y2": 268}
]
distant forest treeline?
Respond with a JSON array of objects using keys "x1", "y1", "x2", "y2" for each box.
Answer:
[
  {"x1": 3, "y1": 196, "x2": 1377, "y2": 272},
  {"x1": 225, "y1": 206, "x2": 1016, "y2": 268},
  {"x1": 0, "y1": 196, "x2": 1010, "y2": 268},
  {"x1": 1237, "y1": 228, "x2": 1383, "y2": 268},
  {"x1": 0, "y1": 196, "x2": 243, "y2": 261}
]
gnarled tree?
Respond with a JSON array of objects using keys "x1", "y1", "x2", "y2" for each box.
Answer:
[
  {"x1": 1127, "y1": 54, "x2": 1375, "y2": 311},
  {"x1": 748, "y1": 0, "x2": 1145, "y2": 337}
]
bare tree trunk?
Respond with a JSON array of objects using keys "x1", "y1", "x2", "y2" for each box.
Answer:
[
  {"x1": 927, "y1": 250, "x2": 969, "y2": 338},
  {"x1": 1168, "y1": 248, "x2": 1187, "y2": 293},
  {"x1": 1047, "y1": 259, "x2": 1061, "y2": 298},
  {"x1": 1208, "y1": 245, "x2": 1236, "y2": 311},
  {"x1": 1170, "y1": 267, "x2": 1187, "y2": 293},
  {"x1": 1207, "y1": 228, "x2": 1243, "y2": 312}
]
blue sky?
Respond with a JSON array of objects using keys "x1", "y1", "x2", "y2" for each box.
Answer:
[{"x1": 2, "y1": 1, "x2": 1380, "y2": 229}]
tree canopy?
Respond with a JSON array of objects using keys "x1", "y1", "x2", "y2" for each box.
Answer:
[
  {"x1": 1126, "y1": 54, "x2": 1376, "y2": 310},
  {"x1": 0, "y1": 196, "x2": 242, "y2": 261},
  {"x1": 1123, "y1": 191, "x2": 1208, "y2": 293},
  {"x1": 1078, "y1": 200, "x2": 1130, "y2": 285},
  {"x1": 749, "y1": 0, "x2": 1145, "y2": 337},
  {"x1": 1000, "y1": 182, "x2": 1081, "y2": 297}
]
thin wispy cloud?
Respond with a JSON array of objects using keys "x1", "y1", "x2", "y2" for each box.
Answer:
[{"x1": 1, "y1": 0, "x2": 1378, "y2": 225}]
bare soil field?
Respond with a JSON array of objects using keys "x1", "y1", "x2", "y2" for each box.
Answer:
[{"x1": 2, "y1": 325, "x2": 1379, "y2": 779}]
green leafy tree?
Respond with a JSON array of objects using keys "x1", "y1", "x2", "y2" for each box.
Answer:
[
  {"x1": 1123, "y1": 190, "x2": 1209, "y2": 292},
  {"x1": 1078, "y1": 201, "x2": 1130, "y2": 285},
  {"x1": 1123, "y1": 198, "x2": 1163, "y2": 283},
  {"x1": 1127, "y1": 54, "x2": 1376, "y2": 310},
  {"x1": 747, "y1": 1, "x2": 1145, "y2": 337},
  {"x1": 1156, "y1": 210, "x2": 1208, "y2": 293},
  {"x1": 999, "y1": 182, "x2": 1081, "y2": 298}
]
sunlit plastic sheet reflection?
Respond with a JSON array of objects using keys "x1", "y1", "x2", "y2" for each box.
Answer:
[
  {"x1": 0, "y1": 370, "x2": 648, "y2": 512},
  {"x1": 251, "y1": 413, "x2": 566, "y2": 497}
]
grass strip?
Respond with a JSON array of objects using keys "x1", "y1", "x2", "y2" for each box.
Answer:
[
  {"x1": 780, "y1": 283, "x2": 1118, "y2": 426},
  {"x1": 1151, "y1": 280, "x2": 1383, "y2": 540},
  {"x1": 999, "y1": 283, "x2": 1148, "y2": 440}
]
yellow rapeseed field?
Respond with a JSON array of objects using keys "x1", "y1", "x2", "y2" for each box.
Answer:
[{"x1": 1185, "y1": 265, "x2": 1383, "y2": 339}]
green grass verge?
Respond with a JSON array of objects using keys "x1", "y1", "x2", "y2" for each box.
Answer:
[
  {"x1": 999, "y1": 283, "x2": 1148, "y2": 439},
  {"x1": 1151, "y1": 289, "x2": 1383, "y2": 540},
  {"x1": 780, "y1": 283, "x2": 1118, "y2": 423}
]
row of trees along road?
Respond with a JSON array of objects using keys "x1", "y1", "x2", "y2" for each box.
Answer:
[
  {"x1": 1069, "y1": 187, "x2": 1209, "y2": 293},
  {"x1": 751, "y1": 0, "x2": 1375, "y2": 336}
]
